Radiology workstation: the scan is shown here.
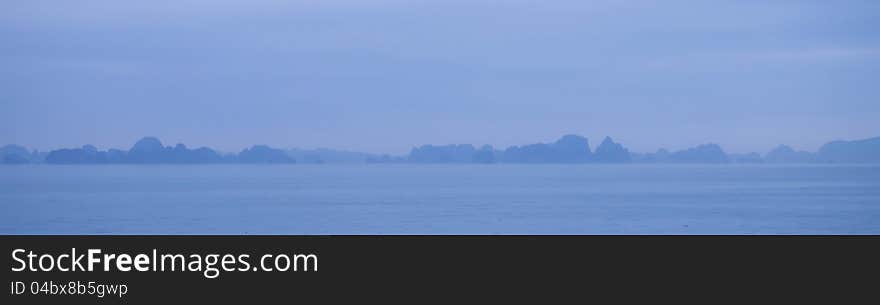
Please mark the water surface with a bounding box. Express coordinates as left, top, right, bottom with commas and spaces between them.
1, 164, 878, 234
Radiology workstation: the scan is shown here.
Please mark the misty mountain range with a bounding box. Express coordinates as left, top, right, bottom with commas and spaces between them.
2, 135, 879, 165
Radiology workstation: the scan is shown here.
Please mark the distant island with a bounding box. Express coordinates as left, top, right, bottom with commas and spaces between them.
0, 137, 402, 165
2, 135, 880, 165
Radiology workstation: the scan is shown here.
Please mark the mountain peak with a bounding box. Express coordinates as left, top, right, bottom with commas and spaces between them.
130, 137, 164, 152
593, 136, 630, 163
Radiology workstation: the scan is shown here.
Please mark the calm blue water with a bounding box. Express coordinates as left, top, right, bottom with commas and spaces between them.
1, 164, 878, 234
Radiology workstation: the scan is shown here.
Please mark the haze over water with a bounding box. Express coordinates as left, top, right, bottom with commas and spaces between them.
3, 1, 879, 235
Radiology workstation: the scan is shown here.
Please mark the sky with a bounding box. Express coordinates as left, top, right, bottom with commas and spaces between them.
1, 0, 878, 154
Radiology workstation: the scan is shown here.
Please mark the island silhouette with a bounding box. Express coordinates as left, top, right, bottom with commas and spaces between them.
2, 135, 879, 164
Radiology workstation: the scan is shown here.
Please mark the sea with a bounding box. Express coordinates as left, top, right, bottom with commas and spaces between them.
1, 164, 878, 234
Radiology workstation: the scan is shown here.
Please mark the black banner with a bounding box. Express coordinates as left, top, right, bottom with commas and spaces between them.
1, 236, 878, 303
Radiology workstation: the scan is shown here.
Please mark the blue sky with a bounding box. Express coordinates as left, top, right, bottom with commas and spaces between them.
2, 0, 878, 154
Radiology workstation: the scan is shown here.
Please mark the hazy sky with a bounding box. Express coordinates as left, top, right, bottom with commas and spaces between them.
2, 0, 878, 154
